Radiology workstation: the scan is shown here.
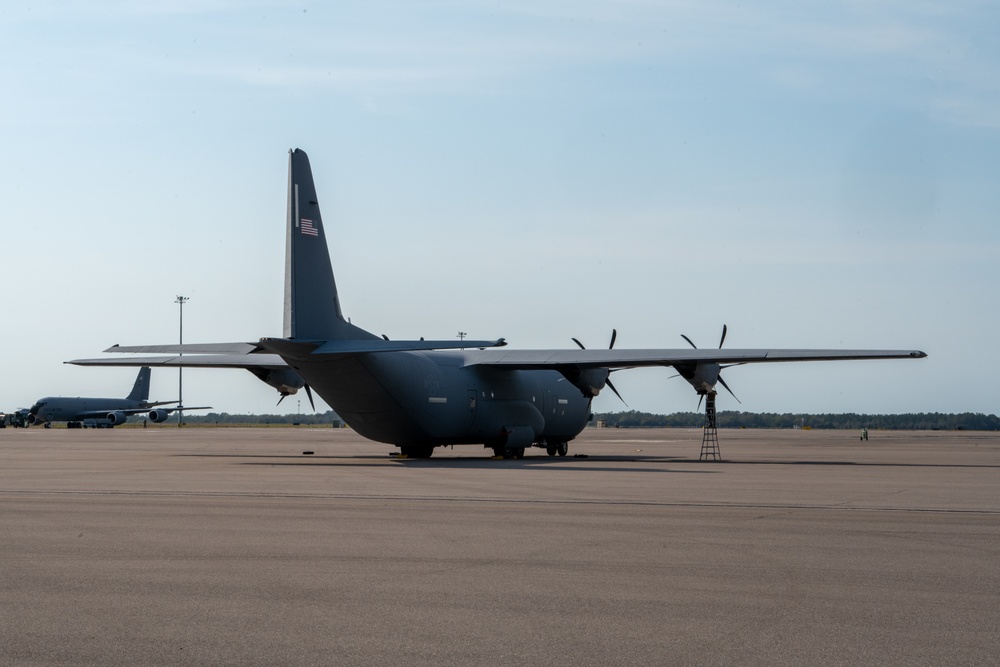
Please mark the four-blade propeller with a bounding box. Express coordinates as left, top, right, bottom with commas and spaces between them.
679, 324, 742, 409
572, 329, 627, 406
277, 383, 316, 411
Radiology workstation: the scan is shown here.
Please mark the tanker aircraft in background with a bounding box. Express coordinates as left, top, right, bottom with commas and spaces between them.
26, 367, 208, 428
69, 149, 926, 457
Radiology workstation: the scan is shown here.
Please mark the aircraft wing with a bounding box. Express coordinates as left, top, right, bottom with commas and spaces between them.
74, 405, 211, 418
460, 347, 927, 369
103, 338, 506, 356
73, 338, 509, 368
67, 353, 289, 369
103, 343, 260, 354
71, 344, 926, 371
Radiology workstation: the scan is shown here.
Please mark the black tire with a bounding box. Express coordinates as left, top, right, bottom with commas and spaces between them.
400, 445, 434, 458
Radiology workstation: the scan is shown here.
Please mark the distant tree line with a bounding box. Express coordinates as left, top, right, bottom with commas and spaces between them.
176, 409, 1000, 431
180, 410, 342, 426
593, 410, 1000, 431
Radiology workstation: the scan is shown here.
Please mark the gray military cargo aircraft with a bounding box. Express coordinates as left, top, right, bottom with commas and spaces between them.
69, 149, 926, 456
27, 367, 207, 428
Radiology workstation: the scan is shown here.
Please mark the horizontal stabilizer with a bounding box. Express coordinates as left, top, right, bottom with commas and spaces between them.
312, 338, 507, 355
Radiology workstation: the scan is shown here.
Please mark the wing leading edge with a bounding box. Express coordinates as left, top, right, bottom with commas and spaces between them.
459, 347, 927, 370
70, 345, 925, 371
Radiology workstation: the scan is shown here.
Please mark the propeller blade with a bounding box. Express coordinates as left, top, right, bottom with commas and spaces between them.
719, 324, 728, 349
305, 384, 316, 411
681, 334, 698, 349
573, 331, 624, 402
277, 393, 286, 406
718, 375, 741, 404
697, 394, 704, 411
606, 378, 628, 406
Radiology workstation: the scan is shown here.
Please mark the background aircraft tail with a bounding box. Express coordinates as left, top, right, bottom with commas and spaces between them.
126, 367, 152, 403
284, 148, 377, 342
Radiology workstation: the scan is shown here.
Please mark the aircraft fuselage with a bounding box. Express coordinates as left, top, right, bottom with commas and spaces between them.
29, 397, 143, 426
291, 350, 592, 449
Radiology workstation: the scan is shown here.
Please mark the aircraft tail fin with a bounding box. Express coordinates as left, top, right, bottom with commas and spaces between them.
126, 367, 152, 403
284, 148, 377, 342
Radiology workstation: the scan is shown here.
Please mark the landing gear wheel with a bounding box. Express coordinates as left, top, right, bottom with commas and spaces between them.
546, 446, 557, 457
492, 447, 525, 460
400, 445, 434, 458
557, 442, 568, 457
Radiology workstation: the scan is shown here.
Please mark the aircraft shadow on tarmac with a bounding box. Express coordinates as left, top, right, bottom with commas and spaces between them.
177, 453, 1000, 471
178, 452, 713, 472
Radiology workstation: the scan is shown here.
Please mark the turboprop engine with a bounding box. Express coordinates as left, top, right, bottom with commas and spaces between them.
148, 409, 172, 423
674, 325, 741, 409
674, 361, 722, 395
568, 330, 626, 404
246, 367, 315, 408
560, 367, 610, 398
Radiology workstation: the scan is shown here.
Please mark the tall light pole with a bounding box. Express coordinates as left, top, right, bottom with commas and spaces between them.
175, 295, 189, 427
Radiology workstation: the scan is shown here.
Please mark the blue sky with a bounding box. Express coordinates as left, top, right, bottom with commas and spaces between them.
2, 1, 998, 417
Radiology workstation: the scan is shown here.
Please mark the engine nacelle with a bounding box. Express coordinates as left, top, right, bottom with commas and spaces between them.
105, 411, 129, 426
246, 367, 305, 396
674, 362, 721, 395
148, 409, 172, 423
558, 367, 610, 398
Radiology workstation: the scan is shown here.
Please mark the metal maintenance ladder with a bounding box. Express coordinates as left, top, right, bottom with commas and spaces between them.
700, 392, 721, 461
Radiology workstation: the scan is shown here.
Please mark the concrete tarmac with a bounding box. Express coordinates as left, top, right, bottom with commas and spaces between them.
2, 426, 998, 666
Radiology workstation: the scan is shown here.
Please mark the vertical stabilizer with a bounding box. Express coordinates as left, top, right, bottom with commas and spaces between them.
127, 367, 152, 403
283, 149, 376, 341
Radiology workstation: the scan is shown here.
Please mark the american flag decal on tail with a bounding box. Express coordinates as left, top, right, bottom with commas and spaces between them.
300, 218, 319, 236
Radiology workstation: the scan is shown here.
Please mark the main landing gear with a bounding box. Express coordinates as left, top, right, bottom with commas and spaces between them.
545, 442, 569, 457
398, 444, 435, 458
492, 446, 525, 460
396, 441, 572, 460
491, 441, 569, 459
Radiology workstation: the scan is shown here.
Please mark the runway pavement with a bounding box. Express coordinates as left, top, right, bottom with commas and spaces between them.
2, 426, 998, 666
